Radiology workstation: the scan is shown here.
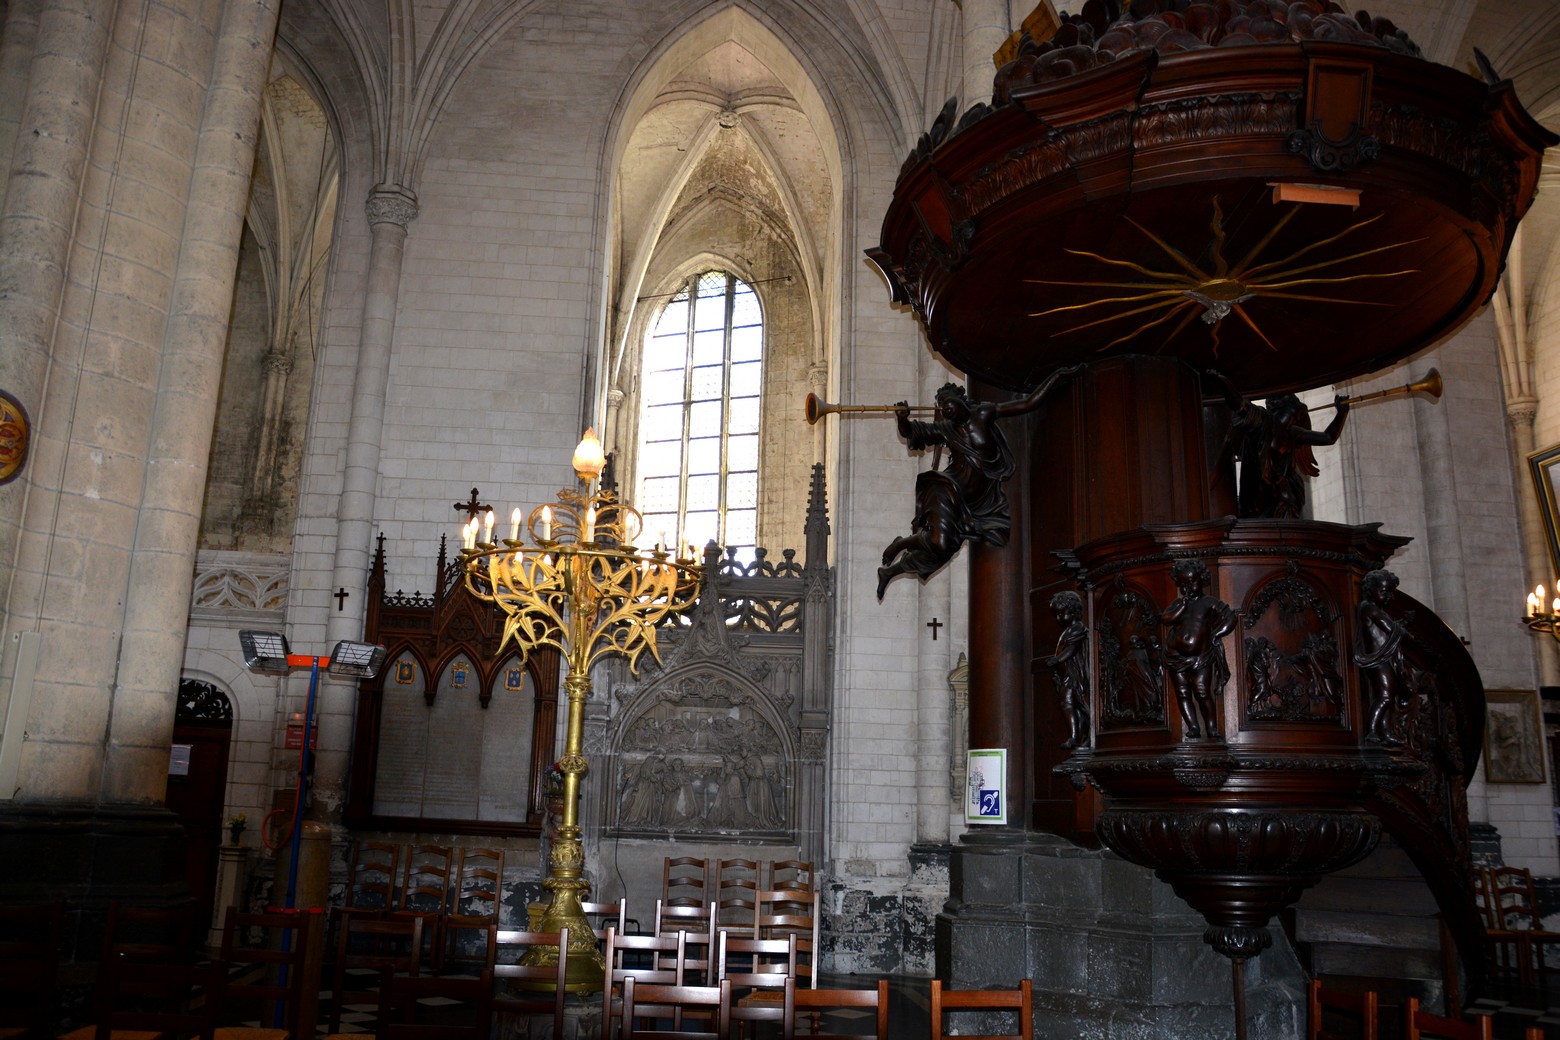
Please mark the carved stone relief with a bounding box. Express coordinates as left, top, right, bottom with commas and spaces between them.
611, 670, 791, 835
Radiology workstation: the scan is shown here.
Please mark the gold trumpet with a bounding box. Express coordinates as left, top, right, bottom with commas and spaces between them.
1307, 368, 1442, 410
805, 393, 937, 425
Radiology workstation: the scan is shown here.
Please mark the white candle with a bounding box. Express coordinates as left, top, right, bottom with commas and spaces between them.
541, 505, 552, 542
483, 509, 495, 543
1529, 593, 1539, 618
585, 505, 596, 542
510, 507, 521, 542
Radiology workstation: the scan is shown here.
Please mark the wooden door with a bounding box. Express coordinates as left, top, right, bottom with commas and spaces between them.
165, 680, 234, 935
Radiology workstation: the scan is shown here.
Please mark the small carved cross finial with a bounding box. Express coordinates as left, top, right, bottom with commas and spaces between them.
927, 617, 943, 641
453, 487, 491, 521
334, 587, 349, 611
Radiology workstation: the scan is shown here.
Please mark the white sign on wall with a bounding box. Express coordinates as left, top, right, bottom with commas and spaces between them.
965, 748, 1006, 825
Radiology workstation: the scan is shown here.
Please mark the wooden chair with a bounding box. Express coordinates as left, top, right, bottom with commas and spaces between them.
1472, 868, 1526, 985
0, 901, 63, 1040
345, 840, 402, 914
602, 926, 688, 1037
619, 976, 732, 1039
215, 906, 318, 1040
663, 856, 709, 909
719, 931, 797, 1038
930, 978, 1033, 1040
755, 889, 819, 989
1402, 998, 1492, 1040
582, 898, 627, 942
656, 898, 717, 985
715, 857, 761, 935
1485, 865, 1560, 985
326, 913, 423, 1034
452, 847, 504, 919
790, 979, 890, 1040
443, 914, 497, 976
393, 844, 454, 970
489, 926, 567, 1033
1306, 979, 1378, 1040
62, 951, 226, 1040
375, 965, 493, 1040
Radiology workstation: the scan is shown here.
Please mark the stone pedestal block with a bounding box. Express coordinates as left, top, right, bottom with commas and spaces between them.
0, 802, 190, 962
939, 832, 1305, 1040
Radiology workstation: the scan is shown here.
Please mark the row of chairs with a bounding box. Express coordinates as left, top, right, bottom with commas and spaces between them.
662, 855, 814, 932
1472, 863, 1559, 987
1308, 979, 1545, 1040
341, 841, 504, 969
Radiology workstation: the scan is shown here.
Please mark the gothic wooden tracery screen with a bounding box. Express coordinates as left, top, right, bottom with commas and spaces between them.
346, 534, 560, 835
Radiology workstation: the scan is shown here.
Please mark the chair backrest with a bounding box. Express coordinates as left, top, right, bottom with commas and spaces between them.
490, 925, 567, 1027
619, 976, 732, 1039
715, 858, 760, 934
1486, 866, 1543, 930
0, 901, 63, 1037
656, 898, 717, 985
767, 859, 814, 895
1306, 979, 1379, 1040
1402, 998, 1493, 1040
347, 840, 402, 910
220, 906, 318, 1038
791, 979, 890, 1040
755, 889, 820, 988
718, 930, 798, 986
582, 899, 627, 942
92, 951, 225, 1040
328, 913, 423, 1033
399, 844, 454, 913
663, 856, 709, 908
603, 926, 688, 1037
1471, 868, 1500, 932
930, 978, 1034, 1040
454, 846, 505, 918
376, 965, 494, 1040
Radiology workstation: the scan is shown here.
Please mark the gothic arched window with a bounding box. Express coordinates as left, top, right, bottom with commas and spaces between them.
636, 270, 762, 556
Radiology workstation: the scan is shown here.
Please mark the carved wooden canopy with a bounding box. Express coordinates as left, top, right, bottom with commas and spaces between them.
869, 2, 1556, 396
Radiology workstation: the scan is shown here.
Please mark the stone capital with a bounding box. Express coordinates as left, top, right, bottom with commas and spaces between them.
1507, 394, 1539, 428
365, 186, 419, 227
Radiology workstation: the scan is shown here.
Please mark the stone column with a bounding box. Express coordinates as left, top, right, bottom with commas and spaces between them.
0, 0, 114, 623
109, 0, 282, 803
0, 0, 42, 202
960, 0, 1009, 108
314, 185, 418, 817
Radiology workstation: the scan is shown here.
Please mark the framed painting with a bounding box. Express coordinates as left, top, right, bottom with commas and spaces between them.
1484, 689, 1547, 784
1527, 444, 1560, 580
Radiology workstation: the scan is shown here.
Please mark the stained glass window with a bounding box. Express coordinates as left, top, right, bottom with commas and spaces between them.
638, 271, 762, 559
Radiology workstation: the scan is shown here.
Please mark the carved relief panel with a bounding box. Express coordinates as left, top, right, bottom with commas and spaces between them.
1241, 561, 1347, 726
1094, 574, 1167, 729
611, 668, 792, 836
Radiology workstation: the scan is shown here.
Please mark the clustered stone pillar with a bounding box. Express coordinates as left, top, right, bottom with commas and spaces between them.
958, 0, 1009, 109
313, 185, 419, 818
0, 0, 280, 938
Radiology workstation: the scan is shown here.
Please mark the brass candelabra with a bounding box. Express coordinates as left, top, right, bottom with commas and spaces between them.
458, 430, 702, 989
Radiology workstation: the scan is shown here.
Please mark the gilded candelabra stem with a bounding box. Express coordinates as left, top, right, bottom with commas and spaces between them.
457, 436, 701, 990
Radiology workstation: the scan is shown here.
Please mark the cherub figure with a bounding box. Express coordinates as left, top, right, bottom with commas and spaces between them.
1209, 370, 1349, 518
1162, 559, 1238, 738
877, 365, 1082, 599
1353, 568, 1415, 745
1045, 591, 1091, 750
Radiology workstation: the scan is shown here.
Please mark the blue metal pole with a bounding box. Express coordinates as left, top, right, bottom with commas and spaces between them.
274, 656, 319, 1028
283, 656, 320, 909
